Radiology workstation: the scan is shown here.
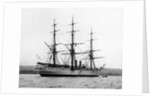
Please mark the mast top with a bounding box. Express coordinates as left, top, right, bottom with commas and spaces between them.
90, 27, 95, 35
52, 18, 56, 26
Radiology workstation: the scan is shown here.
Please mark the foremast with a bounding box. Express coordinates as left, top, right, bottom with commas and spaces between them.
52, 19, 57, 66
45, 19, 60, 66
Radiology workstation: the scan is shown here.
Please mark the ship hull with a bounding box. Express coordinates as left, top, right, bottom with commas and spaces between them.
38, 67, 99, 77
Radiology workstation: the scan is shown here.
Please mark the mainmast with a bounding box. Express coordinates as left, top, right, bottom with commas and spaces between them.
70, 17, 76, 69
64, 16, 83, 70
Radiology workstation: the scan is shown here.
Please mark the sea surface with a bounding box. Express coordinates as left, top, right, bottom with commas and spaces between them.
19, 74, 122, 89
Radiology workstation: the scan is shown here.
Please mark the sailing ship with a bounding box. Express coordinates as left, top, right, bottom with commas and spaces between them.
37, 17, 105, 77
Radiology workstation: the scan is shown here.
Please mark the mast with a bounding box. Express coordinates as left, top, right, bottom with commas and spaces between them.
89, 28, 95, 69
70, 17, 75, 69
53, 19, 57, 65
63, 16, 84, 70
47, 18, 60, 66
88, 28, 102, 70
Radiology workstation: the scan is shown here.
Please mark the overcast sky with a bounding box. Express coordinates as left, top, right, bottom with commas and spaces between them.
20, 8, 123, 69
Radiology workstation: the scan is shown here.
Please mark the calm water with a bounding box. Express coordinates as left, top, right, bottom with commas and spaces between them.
19, 74, 122, 89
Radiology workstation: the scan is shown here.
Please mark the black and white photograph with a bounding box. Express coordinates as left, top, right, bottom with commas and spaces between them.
19, 7, 123, 89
